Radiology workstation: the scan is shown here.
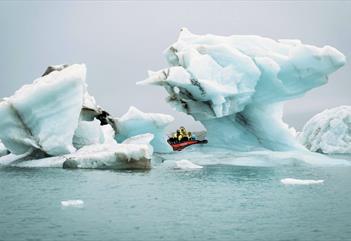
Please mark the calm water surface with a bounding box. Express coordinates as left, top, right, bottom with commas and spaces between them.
1, 162, 351, 241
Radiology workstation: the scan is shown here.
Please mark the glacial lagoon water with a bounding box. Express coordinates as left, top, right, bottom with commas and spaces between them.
1, 158, 351, 241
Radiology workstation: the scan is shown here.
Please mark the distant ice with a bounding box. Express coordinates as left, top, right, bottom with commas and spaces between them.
299, 106, 351, 154
175, 159, 203, 170
61, 200, 84, 207
281, 178, 324, 185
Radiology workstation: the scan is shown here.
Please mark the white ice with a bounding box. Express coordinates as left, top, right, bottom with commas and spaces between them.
62, 134, 153, 170
73, 120, 105, 149
0, 64, 86, 156
0, 64, 159, 170
175, 159, 203, 169
139, 28, 345, 152
280, 178, 324, 185
61, 200, 84, 207
12, 134, 153, 169
159, 146, 350, 167
0, 140, 9, 157
115, 106, 174, 153
0, 28, 348, 169
299, 106, 351, 154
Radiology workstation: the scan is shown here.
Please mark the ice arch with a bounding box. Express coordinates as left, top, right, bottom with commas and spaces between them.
138, 28, 346, 151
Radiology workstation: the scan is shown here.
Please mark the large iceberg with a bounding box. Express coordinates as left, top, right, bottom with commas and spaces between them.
62, 134, 153, 170
0, 64, 86, 156
299, 106, 351, 154
0, 64, 158, 169
115, 106, 174, 153
139, 28, 346, 151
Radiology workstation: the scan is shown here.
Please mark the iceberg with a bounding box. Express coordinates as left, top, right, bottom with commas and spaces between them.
0, 64, 157, 170
115, 106, 174, 153
62, 133, 153, 170
139, 28, 346, 152
0, 63, 121, 158
0, 29, 348, 169
299, 106, 351, 154
0, 64, 86, 156
280, 178, 324, 185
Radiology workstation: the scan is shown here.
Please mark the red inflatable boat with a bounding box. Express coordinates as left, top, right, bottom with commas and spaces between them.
168, 139, 208, 151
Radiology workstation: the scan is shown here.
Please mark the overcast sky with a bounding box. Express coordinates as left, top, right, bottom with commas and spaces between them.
0, 1, 350, 131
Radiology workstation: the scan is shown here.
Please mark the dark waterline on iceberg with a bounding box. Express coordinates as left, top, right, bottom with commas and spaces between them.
1, 163, 351, 241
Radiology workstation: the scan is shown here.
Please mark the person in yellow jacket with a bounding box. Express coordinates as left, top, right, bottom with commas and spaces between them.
177, 126, 189, 141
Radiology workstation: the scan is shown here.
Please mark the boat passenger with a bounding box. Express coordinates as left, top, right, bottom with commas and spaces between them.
178, 127, 187, 141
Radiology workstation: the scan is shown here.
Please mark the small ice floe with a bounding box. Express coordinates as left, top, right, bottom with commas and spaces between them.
281, 178, 324, 185
175, 160, 203, 170
61, 200, 84, 207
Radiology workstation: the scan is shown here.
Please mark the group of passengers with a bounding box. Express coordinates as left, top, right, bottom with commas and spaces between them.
168, 126, 196, 143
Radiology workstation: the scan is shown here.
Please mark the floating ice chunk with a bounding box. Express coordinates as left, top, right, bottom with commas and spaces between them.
281, 178, 324, 185
175, 159, 203, 169
62, 134, 154, 170
0, 64, 119, 159
299, 106, 351, 154
139, 28, 345, 152
0, 64, 86, 156
61, 200, 84, 207
159, 146, 350, 167
115, 106, 174, 153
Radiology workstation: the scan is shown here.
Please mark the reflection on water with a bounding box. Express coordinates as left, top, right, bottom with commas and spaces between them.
1, 162, 351, 241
